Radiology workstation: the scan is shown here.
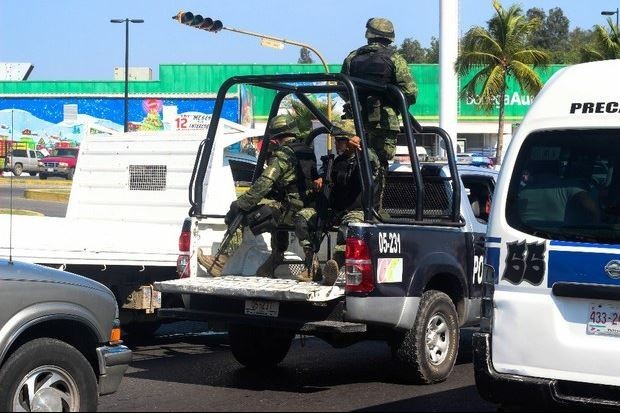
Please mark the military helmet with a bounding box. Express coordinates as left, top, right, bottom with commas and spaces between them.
365, 17, 395, 42
268, 114, 299, 139
332, 120, 356, 139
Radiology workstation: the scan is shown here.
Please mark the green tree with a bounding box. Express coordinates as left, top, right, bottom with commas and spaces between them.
455, 0, 549, 165
298, 47, 314, 64
427, 37, 440, 63
581, 18, 620, 62
398, 38, 427, 63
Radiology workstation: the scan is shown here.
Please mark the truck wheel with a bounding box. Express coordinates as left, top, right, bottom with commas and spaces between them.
228, 324, 294, 369
12, 163, 23, 177
67, 168, 75, 180
39, 173, 48, 180
0, 338, 98, 412
390, 290, 459, 384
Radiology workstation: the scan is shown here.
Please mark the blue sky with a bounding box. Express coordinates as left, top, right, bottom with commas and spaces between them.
1, 0, 618, 80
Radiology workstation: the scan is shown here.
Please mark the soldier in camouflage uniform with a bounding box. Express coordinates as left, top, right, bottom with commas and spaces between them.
341, 17, 418, 210
221, 114, 317, 278
295, 120, 380, 284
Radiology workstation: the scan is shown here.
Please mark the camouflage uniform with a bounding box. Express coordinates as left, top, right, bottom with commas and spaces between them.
202, 114, 312, 277
341, 17, 418, 209
295, 120, 380, 280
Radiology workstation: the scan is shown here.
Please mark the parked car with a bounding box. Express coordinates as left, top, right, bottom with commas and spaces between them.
39, 147, 79, 180
0, 259, 132, 411
457, 152, 493, 168
5, 148, 42, 177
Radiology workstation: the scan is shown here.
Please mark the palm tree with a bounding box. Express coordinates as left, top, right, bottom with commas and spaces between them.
581, 18, 620, 62
455, 0, 549, 165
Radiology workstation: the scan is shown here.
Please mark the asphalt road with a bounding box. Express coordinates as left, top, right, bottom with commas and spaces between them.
0, 182, 68, 217
99, 324, 496, 412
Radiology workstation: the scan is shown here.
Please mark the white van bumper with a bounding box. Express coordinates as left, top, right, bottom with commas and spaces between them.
474, 332, 620, 410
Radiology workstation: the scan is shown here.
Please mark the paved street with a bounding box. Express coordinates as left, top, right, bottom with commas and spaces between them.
0, 181, 68, 217
100, 324, 495, 412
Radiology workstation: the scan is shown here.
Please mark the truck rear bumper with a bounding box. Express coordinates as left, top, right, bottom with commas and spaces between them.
96, 344, 132, 396
474, 332, 620, 410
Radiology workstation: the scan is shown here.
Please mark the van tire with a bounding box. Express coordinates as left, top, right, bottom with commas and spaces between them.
39, 173, 48, 180
390, 290, 459, 384
228, 325, 293, 369
0, 338, 98, 412
12, 164, 23, 177
67, 168, 75, 180
29, 172, 37, 177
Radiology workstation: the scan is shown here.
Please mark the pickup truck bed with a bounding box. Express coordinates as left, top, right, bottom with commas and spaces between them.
156, 276, 344, 302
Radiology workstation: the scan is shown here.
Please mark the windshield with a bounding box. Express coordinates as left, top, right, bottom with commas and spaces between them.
52, 149, 77, 157
506, 129, 620, 244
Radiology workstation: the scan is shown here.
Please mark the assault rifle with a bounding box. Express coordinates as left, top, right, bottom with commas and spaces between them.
313, 153, 336, 257
209, 213, 244, 273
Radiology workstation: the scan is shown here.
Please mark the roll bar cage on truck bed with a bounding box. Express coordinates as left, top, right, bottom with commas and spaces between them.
188, 73, 461, 224
157, 73, 481, 385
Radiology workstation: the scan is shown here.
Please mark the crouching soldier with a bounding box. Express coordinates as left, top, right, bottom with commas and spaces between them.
201, 114, 318, 277
295, 120, 380, 284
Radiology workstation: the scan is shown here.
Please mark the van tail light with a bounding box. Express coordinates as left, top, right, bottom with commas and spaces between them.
177, 219, 192, 279
345, 237, 374, 294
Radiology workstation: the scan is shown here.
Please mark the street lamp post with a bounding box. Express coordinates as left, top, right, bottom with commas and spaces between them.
601, 8, 619, 28
110, 18, 144, 133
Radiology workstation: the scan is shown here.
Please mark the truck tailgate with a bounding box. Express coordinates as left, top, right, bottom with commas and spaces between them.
155, 276, 344, 302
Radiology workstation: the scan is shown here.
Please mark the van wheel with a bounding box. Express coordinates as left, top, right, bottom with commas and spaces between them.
39, 173, 48, 180
228, 325, 293, 369
67, 169, 75, 180
29, 172, 37, 177
12, 164, 23, 177
390, 290, 459, 384
0, 338, 98, 412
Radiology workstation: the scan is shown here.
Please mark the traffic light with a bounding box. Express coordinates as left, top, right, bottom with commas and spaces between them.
172, 11, 223, 33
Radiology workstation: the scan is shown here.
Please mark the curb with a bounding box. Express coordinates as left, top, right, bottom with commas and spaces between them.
0, 177, 72, 187
24, 189, 71, 203
0, 209, 44, 216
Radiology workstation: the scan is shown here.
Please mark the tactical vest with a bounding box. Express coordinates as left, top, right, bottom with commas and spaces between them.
348, 47, 396, 124
348, 47, 395, 87
269, 141, 317, 209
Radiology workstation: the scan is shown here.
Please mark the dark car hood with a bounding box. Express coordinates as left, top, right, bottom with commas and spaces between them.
0, 259, 112, 296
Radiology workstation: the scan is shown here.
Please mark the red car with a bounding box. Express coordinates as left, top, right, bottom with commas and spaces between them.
39, 147, 79, 180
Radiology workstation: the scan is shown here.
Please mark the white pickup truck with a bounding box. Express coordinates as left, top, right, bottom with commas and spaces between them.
0, 120, 258, 332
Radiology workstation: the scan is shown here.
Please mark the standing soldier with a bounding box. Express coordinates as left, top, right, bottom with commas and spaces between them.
295, 120, 380, 284
341, 17, 418, 209
200, 114, 317, 278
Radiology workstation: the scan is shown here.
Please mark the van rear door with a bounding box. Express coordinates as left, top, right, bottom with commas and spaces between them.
488, 128, 620, 387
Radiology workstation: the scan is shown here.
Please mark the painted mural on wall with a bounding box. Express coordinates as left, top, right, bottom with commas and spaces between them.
0, 97, 239, 150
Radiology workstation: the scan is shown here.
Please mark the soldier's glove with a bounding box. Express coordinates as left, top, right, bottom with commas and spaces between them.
225, 200, 243, 226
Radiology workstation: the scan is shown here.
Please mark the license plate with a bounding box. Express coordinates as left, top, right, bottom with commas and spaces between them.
244, 300, 279, 317
587, 302, 620, 337
47, 168, 54, 172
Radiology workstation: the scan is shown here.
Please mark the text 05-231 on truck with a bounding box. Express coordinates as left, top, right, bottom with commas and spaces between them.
156, 73, 496, 384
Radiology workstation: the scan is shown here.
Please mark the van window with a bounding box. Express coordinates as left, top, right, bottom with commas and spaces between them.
506, 129, 620, 243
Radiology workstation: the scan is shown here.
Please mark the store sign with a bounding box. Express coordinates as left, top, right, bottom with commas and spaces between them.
174, 113, 212, 130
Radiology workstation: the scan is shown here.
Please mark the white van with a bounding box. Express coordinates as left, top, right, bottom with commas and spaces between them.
475, 60, 620, 410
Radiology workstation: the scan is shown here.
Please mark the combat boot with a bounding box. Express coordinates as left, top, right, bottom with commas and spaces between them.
322, 259, 340, 286
197, 249, 229, 277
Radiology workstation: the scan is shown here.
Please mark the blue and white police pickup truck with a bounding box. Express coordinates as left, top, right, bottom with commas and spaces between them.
475, 60, 620, 410
156, 73, 496, 384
